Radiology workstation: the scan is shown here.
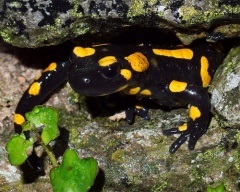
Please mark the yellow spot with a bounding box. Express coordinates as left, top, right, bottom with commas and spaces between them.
140, 89, 152, 96
135, 105, 143, 109
28, 82, 41, 96
43, 62, 57, 72
73, 47, 95, 57
124, 87, 141, 95
200, 56, 211, 87
152, 48, 193, 60
14, 114, 25, 125
120, 69, 132, 80
98, 56, 117, 67
124, 52, 149, 72
169, 80, 187, 92
189, 106, 201, 121
178, 123, 187, 131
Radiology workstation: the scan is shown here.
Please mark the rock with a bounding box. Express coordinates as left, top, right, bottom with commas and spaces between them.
0, 0, 240, 47
210, 46, 240, 128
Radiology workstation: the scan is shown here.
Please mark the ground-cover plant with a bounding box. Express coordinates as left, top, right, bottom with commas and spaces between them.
6, 106, 98, 192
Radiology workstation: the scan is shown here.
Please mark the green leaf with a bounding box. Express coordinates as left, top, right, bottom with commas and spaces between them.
50, 149, 98, 192
207, 183, 226, 192
5, 134, 33, 165
21, 121, 31, 132
25, 106, 59, 145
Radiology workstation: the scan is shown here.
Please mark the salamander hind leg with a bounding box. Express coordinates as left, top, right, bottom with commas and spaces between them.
162, 85, 211, 154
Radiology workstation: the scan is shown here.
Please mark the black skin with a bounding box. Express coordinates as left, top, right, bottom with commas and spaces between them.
15, 43, 225, 171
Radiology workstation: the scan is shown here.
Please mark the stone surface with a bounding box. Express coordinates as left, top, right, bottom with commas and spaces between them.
210, 46, 240, 128
0, 0, 240, 47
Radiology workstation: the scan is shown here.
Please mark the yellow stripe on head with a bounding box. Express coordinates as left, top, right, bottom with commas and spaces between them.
200, 56, 211, 87
120, 69, 132, 80
152, 48, 193, 60
98, 56, 117, 67
124, 52, 149, 72
73, 47, 95, 57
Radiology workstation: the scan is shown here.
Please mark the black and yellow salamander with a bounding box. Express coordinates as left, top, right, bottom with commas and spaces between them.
14, 42, 225, 169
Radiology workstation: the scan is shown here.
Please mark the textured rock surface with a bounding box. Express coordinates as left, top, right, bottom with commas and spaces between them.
210, 46, 240, 128
0, 0, 240, 47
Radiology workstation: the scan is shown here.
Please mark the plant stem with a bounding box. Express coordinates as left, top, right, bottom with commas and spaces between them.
31, 126, 59, 168
41, 142, 59, 167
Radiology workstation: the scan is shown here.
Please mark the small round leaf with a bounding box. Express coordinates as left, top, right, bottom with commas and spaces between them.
50, 149, 98, 192
6, 135, 33, 165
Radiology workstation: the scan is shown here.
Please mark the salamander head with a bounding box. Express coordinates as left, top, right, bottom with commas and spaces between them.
68, 47, 132, 96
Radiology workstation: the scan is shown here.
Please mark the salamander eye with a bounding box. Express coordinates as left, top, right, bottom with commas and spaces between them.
100, 64, 120, 79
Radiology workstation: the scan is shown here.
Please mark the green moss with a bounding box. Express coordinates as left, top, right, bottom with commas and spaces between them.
111, 149, 125, 162
190, 167, 204, 181
233, 147, 240, 173
106, 138, 120, 148
58, 108, 87, 127
199, 150, 217, 162
0, 29, 24, 45
54, 18, 62, 27
148, 0, 158, 6
0, 184, 11, 191
179, 6, 221, 26
235, 132, 240, 144
221, 47, 240, 74
159, 0, 173, 6
179, 6, 199, 22
151, 181, 168, 192
0, 30, 12, 43
7, 1, 22, 8
127, 0, 146, 17
179, 3, 240, 27
69, 1, 84, 18
221, 4, 240, 15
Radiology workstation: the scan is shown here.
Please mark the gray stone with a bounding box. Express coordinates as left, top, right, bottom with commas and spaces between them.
0, 0, 240, 47
210, 46, 240, 128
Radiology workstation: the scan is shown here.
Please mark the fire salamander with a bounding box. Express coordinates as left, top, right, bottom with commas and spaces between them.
14, 43, 225, 170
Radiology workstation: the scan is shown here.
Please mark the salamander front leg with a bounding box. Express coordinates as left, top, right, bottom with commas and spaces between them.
125, 105, 150, 124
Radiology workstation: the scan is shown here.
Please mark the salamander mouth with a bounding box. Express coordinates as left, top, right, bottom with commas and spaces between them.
68, 72, 129, 96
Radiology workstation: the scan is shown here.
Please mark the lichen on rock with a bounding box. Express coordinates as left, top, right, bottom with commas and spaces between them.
0, 0, 240, 47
